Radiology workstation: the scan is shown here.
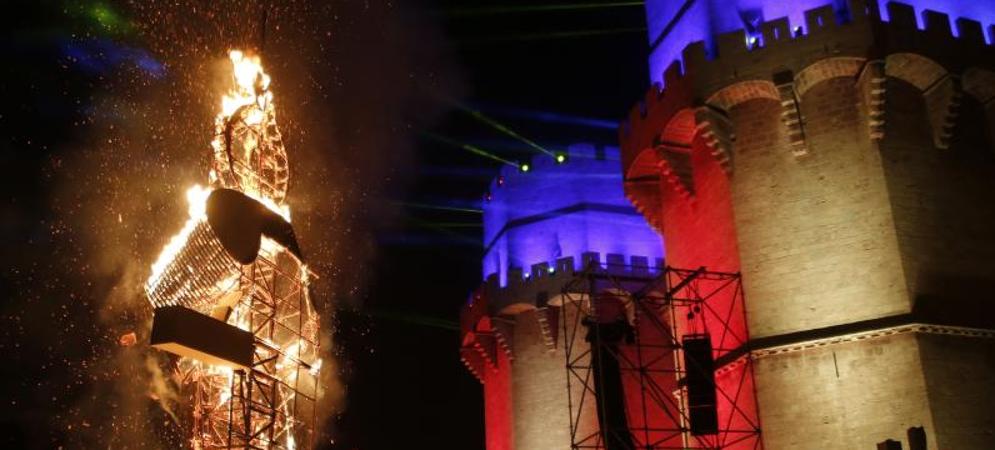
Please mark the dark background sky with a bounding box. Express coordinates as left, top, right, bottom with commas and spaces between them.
333, 2, 648, 448
0, 1, 648, 449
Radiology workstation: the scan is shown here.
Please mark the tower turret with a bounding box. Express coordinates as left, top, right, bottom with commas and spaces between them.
624, 1, 995, 449
483, 143, 664, 287
462, 143, 664, 450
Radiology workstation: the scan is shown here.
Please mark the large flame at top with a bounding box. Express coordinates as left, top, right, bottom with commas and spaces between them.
148, 51, 291, 287
223, 50, 272, 118
144, 50, 321, 449
209, 50, 290, 215
148, 52, 286, 290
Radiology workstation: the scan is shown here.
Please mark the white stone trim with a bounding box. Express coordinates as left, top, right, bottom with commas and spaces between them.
751, 323, 995, 359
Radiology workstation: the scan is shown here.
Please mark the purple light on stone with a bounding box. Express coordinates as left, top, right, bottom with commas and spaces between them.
482, 143, 664, 286
644, 0, 841, 85
644, 0, 995, 85
877, 0, 995, 39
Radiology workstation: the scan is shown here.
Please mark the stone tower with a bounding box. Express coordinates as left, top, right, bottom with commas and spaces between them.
460, 143, 664, 450
621, 1, 995, 449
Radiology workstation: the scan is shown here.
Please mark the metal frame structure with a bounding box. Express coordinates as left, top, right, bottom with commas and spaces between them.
560, 264, 762, 450
211, 53, 290, 206
179, 244, 320, 450
147, 51, 319, 450
147, 218, 319, 450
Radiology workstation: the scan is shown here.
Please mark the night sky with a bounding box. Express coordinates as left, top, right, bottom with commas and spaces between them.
0, 1, 647, 449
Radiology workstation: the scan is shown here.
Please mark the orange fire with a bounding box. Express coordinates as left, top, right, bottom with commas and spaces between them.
209, 50, 290, 217
147, 185, 211, 292
147, 50, 291, 293
145, 50, 320, 450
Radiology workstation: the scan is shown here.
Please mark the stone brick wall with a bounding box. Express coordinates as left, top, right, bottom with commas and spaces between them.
509, 306, 595, 450
754, 332, 936, 450
616, 2, 995, 447
730, 78, 909, 338
659, 133, 741, 275
878, 80, 995, 329
917, 334, 995, 449
484, 349, 514, 450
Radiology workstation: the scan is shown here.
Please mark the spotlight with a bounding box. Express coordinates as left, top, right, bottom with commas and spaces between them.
485, 192, 492, 202
555, 153, 567, 164
519, 163, 530, 173
497, 175, 505, 186
547, 266, 556, 274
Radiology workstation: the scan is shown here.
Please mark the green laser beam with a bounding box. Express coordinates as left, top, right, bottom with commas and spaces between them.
461, 27, 647, 44
408, 218, 483, 248
421, 131, 519, 166
366, 308, 460, 331
398, 202, 483, 214
457, 105, 557, 157
440, 1, 644, 17
428, 222, 483, 228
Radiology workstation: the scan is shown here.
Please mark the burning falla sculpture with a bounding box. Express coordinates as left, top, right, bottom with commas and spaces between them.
145, 51, 320, 450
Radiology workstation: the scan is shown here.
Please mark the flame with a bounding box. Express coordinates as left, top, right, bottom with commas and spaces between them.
209, 50, 290, 213
309, 358, 323, 377
146, 50, 320, 449
223, 50, 272, 118
255, 194, 291, 222
147, 185, 212, 286
147, 51, 289, 291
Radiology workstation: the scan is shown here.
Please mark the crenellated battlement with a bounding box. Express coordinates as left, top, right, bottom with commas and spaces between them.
483, 252, 664, 317
622, 0, 995, 147
460, 251, 664, 374
461, 0, 995, 444
648, 0, 995, 92
482, 141, 664, 286
620, 0, 995, 226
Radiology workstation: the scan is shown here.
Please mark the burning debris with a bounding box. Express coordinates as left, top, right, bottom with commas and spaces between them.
119, 332, 138, 347
145, 50, 321, 450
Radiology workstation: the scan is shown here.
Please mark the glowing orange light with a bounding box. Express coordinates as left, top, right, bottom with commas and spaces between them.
145, 50, 320, 450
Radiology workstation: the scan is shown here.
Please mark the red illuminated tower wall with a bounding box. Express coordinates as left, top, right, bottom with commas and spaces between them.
622, 1, 995, 449
460, 144, 665, 450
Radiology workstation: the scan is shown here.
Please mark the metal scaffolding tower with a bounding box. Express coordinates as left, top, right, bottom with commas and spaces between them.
560, 263, 762, 450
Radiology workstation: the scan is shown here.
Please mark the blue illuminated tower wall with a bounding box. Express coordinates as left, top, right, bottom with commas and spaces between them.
482, 143, 663, 286
646, 0, 995, 85
460, 143, 665, 450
